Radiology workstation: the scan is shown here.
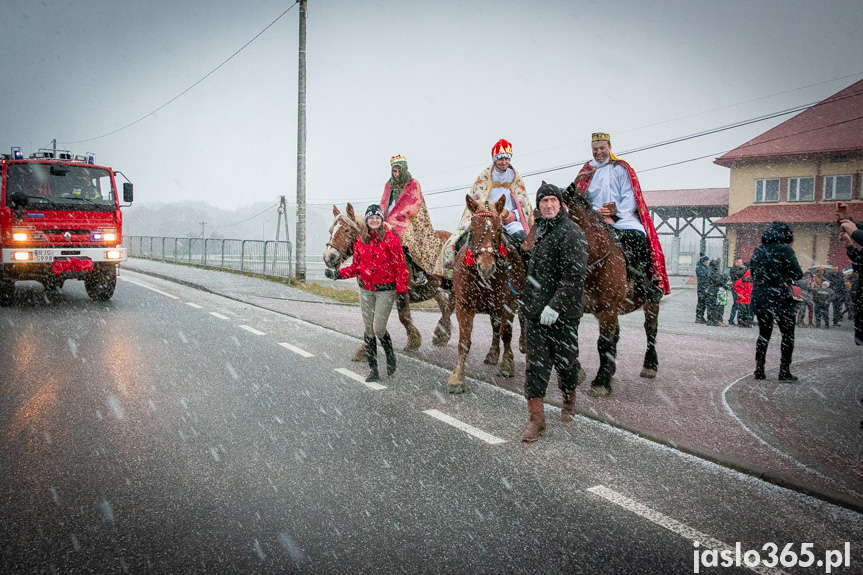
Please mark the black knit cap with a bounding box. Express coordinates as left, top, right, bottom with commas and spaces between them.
365, 204, 384, 220
535, 181, 563, 206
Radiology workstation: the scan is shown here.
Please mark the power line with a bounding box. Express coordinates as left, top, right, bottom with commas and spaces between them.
311, 89, 863, 208
424, 112, 863, 211
211, 202, 279, 229
61, 1, 300, 145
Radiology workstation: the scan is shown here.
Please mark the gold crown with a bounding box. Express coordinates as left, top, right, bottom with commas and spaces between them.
591, 132, 611, 143
390, 154, 407, 165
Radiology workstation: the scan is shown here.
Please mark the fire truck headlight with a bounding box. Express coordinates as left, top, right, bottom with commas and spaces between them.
105, 250, 122, 260
13, 232, 28, 241
103, 233, 117, 242
13, 251, 31, 261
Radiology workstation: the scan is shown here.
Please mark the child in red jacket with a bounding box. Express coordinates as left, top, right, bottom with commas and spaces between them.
733, 268, 753, 328
326, 204, 409, 381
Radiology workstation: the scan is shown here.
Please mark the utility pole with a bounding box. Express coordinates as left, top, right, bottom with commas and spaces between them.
295, 0, 308, 282
200, 221, 206, 239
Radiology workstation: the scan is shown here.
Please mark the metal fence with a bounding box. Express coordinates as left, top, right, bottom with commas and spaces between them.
125, 236, 293, 279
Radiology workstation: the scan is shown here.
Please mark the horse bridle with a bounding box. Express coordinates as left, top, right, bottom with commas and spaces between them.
326, 216, 362, 261
466, 211, 506, 263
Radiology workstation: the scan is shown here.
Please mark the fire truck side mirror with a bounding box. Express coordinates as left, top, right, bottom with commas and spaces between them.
123, 182, 134, 203
8, 192, 29, 210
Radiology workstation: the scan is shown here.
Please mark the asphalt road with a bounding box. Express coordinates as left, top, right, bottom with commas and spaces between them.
1, 274, 861, 574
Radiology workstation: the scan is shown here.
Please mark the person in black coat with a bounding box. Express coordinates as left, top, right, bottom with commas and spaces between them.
839, 214, 863, 345
750, 221, 804, 381
695, 255, 710, 323
520, 182, 588, 442
705, 259, 729, 327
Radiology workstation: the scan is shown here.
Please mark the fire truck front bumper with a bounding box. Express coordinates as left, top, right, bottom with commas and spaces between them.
1, 247, 127, 267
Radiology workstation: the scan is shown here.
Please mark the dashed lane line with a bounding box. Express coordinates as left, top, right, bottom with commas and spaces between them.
209, 312, 230, 320
586, 485, 788, 575
122, 278, 180, 299
185, 302, 203, 309
422, 409, 506, 445
279, 342, 315, 358
239, 325, 266, 335
334, 368, 387, 390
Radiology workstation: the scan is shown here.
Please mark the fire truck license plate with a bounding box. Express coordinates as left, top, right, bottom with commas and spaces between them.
33, 250, 53, 262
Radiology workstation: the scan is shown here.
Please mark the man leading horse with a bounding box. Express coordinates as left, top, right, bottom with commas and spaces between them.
566, 132, 670, 301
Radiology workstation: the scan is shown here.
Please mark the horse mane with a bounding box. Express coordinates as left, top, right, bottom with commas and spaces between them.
565, 189, 610, 230
339, 210, 369, 244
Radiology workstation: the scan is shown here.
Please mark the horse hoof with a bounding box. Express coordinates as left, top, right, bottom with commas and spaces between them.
498, 368, 514, 378
640, 368, 657, 379
587, 385, 611, 398
483, 353, 499, 365
432, 333, 450, 347
352, 346, 365, 362
447, 383, 466, 394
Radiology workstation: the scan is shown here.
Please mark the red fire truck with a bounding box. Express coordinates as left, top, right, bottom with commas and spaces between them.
0, 146, 133, 305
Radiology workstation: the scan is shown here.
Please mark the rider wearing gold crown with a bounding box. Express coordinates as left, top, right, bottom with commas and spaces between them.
380, 154, 443, 289
565, 132, 670, 298
435, 139, 534, 279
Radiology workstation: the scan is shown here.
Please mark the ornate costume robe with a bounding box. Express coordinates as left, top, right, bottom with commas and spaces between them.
380, 178, 442, 276
574, 159, 670, 295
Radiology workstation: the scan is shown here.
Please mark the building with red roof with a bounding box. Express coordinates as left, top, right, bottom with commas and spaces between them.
714, 78, 863, 268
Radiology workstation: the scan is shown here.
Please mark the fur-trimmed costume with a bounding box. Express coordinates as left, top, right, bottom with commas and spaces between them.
435, 164, 533, 279
572, 158, 670, 295
380, 176, 442, 278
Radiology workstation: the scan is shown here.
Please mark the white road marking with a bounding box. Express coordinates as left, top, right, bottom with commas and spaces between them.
334, 368, 387, 390
123, 279, 180, 299
239, 325, 266, 335
279, 342, 314, 358
185, 302, 203, 309
209, 312, 230, 320
586, 485, 788, 575
422, 409, 506, 445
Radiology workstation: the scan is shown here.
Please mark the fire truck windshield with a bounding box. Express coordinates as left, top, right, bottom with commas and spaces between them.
5, 163, 116, 212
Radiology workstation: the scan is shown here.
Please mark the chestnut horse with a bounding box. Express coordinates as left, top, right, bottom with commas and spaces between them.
324, 203, 454, 358
552, 189, 661, 396
448, 195, 526, 393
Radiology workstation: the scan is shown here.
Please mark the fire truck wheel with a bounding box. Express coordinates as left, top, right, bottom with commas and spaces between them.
85, 264, 117, 301
0, 280, 14, 307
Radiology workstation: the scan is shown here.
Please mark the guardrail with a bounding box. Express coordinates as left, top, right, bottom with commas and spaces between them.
125, 236, 294, 279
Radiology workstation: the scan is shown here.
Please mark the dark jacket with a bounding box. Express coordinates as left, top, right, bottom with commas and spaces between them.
338, 225, 409, 293
729, 264, 747, 283
695, 256, 710, 293
522, 209, 587, 320
845, 218, 863, 272
750, 221, 803, 315
706, 260, 727, 300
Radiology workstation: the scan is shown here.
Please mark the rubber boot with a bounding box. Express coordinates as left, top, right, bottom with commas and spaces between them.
778, 333, 796, 381
364, 335, 379, 382
521, 398, 546, 442
380, 332, 396, 376
560, 390, 576, 422
754, 336, 767, 380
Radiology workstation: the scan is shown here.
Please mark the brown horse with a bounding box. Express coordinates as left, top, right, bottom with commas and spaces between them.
554, 189, 661, 396
324, 203, 454, 358
448, 195, 526, 393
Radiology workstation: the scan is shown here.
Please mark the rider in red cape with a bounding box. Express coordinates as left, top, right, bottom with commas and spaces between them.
569, 132, 670, 296
380, 155, 442, 287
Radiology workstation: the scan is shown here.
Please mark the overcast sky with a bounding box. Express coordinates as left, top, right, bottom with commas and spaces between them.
2, 0, 862, 236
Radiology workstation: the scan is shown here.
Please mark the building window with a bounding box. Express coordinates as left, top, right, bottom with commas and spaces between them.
755, 179, 779, 203
788, 177, 815, 202
823, 175, 852, 200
